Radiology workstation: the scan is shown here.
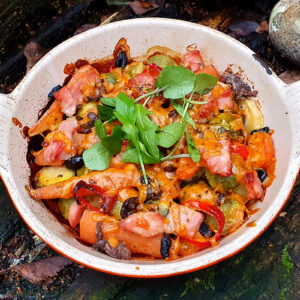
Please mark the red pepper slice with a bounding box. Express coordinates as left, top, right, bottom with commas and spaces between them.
231, 143, 249, 161
145, 63, 162, 78
73, 180, 116, 214
183, 200, 225, 248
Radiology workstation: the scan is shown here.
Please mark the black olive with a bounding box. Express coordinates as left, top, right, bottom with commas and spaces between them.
250, 126, 269, 135
257, 169, 267, 182
28, 134, 44, 151
79, 122, 94, 133
173, 198, 180, 204
160, 235, 172, 259
115, 51, 128, 69
65, 155, 84, 170
161, 99, 170, 108
163, 165, 177, 173
146, 186, 161, 201
140, 175, 151, 185
217, 193, 226, 206
87, 112, 98, 122
120, 197, 139, 219
168, 110, 178, 120
199, 222, 214, 238
48, 85, 62, 100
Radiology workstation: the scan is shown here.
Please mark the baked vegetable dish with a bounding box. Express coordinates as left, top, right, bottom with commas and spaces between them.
27, 38, 276, 260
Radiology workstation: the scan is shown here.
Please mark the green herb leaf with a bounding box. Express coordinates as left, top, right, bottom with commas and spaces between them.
97, 105, 116, 121
94, 119, 106, 140
100, 97, 116, 107
135, 104, 158, 130
114, 92, 136, 125
171, 100, 196, 129
157, 123, 185, 148
186, 131, 200, 162
102, 125, 124, 155
83, 142, 112, 171
155, 66, 195, 99
194, 73, 218, 95
135, 104, 160, 159
122, 145, 160, 164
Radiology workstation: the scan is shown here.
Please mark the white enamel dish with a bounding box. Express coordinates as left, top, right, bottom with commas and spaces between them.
0, 18, 299, 277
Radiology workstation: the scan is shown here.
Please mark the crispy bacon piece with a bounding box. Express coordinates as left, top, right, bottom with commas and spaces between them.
54, 65, 100, 116
203, 138, 232, 177
35, 118, 79, 165
120, 212, 164, 237
184, 50, 204, 72
244, 171, 264, 200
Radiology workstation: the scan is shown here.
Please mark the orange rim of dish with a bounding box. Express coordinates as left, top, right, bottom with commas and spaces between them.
1, 172, 299, 278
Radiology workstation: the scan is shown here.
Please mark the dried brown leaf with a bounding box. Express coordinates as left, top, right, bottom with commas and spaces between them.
129, 1, 160, 16
24, 41, 46, 73
279, 69, 300, 84
13, 256, 72, 284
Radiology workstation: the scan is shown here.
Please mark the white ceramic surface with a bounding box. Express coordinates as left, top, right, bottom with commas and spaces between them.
0, 18, 299, 277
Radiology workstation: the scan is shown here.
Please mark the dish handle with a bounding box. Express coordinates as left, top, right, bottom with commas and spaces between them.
0, 93, 15, 176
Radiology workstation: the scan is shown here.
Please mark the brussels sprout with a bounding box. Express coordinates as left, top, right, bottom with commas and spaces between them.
233, 185, 247, 198
126, 62, 145, 78
221, 198, 244, 235
205, 169, 237, 193
35, 166, 74, 187
104, 73, 118, 84
239, 99, 264, 133
147, 55, 176, 68
205, 197, 245, 236
158, 201, 170, 217
76, 166, 90, 177
58, 198, 74, 220
110, 200, 123, 220
77, 102, 97, 117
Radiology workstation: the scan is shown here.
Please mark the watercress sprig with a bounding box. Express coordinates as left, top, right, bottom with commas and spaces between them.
82, 66, 218, 181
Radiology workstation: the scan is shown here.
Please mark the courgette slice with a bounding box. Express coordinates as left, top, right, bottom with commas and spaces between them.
239, 99, 264, 133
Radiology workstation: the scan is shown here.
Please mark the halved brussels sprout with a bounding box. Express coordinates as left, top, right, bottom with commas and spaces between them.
147, 55, 176, 68
205, 169, 237, 193
77, 102, 97, 117
126, 62, 145, 78
110, 200, 123, 220
104, 73, 118, 84
205, 197, 245, 236
58, 198, 74, 220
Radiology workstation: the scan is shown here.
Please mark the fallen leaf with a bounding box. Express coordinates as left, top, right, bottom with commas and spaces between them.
229, 21, 259, 36
256, 20, 269, 33
13, 256, 72, 284
129, 0, 162, 16
73, 24, 97, 36
279, 69, 300, 84
23, 42, 46, 73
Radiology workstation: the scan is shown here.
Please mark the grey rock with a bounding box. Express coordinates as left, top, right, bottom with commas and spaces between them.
269, 0, 300, 65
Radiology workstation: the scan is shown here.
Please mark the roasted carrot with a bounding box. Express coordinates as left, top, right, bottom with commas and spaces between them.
28, 101, 63, 137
